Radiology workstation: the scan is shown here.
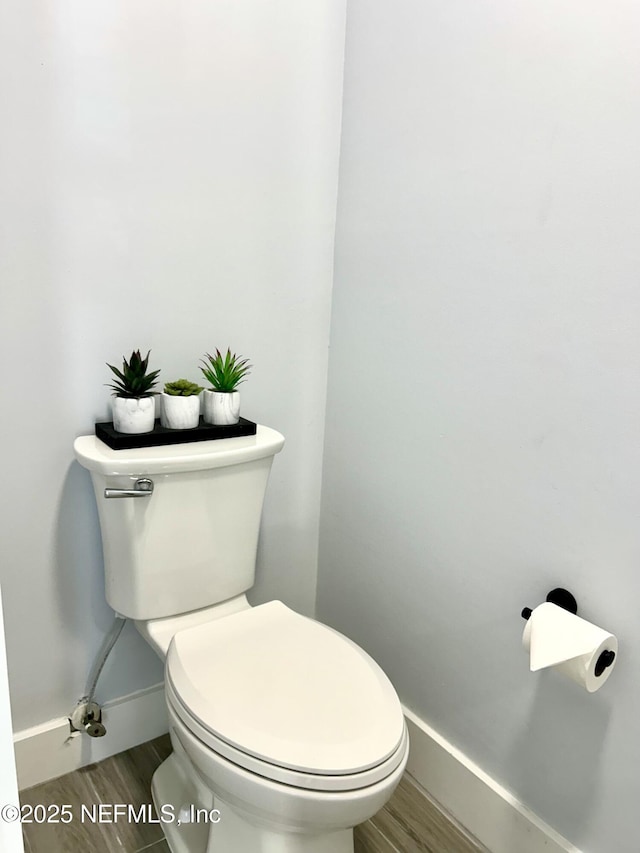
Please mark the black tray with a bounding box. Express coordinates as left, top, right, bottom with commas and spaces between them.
95, 417, 257, 450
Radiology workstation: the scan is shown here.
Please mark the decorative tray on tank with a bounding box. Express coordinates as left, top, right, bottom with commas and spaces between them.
95, 417, 257, 450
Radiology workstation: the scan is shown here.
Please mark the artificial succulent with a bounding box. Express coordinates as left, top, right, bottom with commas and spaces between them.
200, 348, 252, 392
163, 379, 204, 397
106, 349, 160, 398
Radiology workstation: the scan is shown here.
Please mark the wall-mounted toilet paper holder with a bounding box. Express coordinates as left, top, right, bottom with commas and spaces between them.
521, 587, 616, 679
521, 587, 577, 621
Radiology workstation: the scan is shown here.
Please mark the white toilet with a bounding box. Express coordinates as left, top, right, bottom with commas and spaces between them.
74, 425, 408, 853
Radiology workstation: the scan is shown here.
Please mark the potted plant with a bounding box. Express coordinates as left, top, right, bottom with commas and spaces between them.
200, 348, 252, 425
161, 379, 204, 430
106, 349, 160, 434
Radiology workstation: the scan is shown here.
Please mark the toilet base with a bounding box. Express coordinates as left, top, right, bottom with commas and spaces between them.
152, 753, 209, 853
152, 752, 354, 853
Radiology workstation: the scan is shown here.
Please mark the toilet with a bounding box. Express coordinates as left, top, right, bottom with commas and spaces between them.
74, 425, 409, 853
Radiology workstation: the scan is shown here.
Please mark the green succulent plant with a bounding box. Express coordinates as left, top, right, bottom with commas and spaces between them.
106, 349, 160, 399
163, 379, 204, 397
200, 348, 252, 393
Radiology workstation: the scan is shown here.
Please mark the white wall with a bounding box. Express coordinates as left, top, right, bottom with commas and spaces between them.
0, 0, 345, 731
318, 2, 640, 852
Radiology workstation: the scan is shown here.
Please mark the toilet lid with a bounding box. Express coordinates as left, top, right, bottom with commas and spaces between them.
166, 601, 405, 776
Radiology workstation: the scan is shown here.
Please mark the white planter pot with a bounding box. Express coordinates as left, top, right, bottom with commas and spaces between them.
161, 393, 201, 430
112, 396, 156, 434
203, 389, 240, 426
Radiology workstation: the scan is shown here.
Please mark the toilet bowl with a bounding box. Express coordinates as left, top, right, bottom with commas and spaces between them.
162, 710, 408, 853
147, 600, 409, 852
74, 426, 409, 852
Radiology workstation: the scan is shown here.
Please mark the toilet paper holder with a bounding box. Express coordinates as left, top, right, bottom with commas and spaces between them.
521, 587, 577, 621
521, 587, 616, 678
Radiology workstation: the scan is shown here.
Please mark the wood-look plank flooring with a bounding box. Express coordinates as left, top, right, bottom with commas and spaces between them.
20, 735, 487, 853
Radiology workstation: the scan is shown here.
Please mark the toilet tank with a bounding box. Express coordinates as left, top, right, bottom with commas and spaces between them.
73, 426, 285, 620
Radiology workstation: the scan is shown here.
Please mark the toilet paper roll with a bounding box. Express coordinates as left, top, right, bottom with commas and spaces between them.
522, 602, 617, 693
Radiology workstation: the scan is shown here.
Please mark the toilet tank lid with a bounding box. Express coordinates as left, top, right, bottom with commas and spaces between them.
73, 425, 284, 475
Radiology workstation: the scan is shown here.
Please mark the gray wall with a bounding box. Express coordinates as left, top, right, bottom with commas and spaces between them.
317, 2, 640, 852
0, 0, 345, 731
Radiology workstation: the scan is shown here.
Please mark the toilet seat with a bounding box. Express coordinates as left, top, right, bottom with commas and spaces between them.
167, 680, 409, 792
165, 601, 407, 792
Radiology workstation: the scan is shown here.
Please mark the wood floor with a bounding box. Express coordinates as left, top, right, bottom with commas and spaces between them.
20, 735, 487, 853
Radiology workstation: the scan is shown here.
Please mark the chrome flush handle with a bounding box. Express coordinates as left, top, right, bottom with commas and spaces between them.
104, 478, 154, 499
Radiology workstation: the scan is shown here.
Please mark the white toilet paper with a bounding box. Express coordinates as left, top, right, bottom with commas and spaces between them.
522, 602, 617, 693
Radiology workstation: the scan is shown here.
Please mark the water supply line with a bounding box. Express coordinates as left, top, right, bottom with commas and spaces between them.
85, 614, 127, 707
69, 614, 127, 738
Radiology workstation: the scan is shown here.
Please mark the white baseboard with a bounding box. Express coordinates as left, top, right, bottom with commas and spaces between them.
13, 683, 168, 790
403, 706, 580, 853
